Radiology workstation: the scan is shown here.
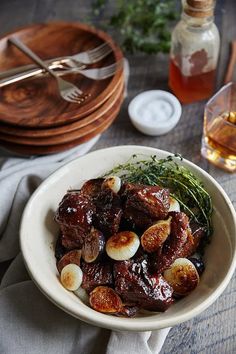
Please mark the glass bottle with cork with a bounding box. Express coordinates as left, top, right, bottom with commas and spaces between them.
168, 0, 220, 104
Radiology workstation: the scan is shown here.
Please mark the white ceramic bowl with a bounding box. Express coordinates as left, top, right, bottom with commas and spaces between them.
20, 146, 236, 331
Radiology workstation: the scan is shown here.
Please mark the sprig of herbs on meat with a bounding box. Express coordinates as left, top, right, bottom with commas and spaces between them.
105, 154, 213, 241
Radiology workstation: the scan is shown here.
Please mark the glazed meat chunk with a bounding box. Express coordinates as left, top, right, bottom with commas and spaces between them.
81, 261, 113, 293
93, 188, 122, 237
121, 183, 170, 230
60, 225, 87, 250
55, 191, 95, 229
122, 206, 154, 230
114, 255, 173, 311
123, 183, 170, 218
55, 191, 95, 249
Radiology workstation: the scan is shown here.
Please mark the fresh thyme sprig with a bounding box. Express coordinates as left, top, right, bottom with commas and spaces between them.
105, 154, 213, 239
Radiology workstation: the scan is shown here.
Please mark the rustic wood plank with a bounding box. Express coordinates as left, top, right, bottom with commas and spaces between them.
216, 0, 236, 87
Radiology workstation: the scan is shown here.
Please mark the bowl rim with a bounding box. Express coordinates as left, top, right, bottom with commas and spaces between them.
20, 145, 236, 331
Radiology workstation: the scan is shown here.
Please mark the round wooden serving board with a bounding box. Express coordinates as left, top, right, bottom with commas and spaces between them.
0, 90, 123, 155
0, 110, 118, 155
0, 84, 124, 145
0, 76, 124, 138
0, 22, 123, 128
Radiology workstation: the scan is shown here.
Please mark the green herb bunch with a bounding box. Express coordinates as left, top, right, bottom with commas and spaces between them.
93, 0, 178, 54
106, 154, 213, 242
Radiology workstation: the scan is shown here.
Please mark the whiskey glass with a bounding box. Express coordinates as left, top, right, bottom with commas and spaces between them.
201, 82, 236, 172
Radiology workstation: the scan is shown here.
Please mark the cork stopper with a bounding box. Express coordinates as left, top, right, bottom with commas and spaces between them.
184, 0, 215, 18
186, 0, 214, 9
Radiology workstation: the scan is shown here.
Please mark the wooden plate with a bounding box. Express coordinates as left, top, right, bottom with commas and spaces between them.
0, 84, 124, 145
0, 103, 120, 155
0, 76, 124, 138
0, 22, 123, 128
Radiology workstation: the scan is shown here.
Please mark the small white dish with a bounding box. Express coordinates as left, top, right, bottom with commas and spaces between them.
20, 146, 236, 331
128, 90, 182, 136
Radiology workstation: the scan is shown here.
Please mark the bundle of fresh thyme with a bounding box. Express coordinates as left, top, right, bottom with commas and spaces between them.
92, 0, 178, 54
106, 154, 213, 241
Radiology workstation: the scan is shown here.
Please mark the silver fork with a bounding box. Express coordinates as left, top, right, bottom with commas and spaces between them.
0, 61, 122, 88
0, 42, 112, 81
65, 60, 124, 80
65, 42, 112, 65
9, 37, 88, 104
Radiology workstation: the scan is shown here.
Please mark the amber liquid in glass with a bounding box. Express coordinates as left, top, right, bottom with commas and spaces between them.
204, 113, 236, 161
169, 59, 216, 104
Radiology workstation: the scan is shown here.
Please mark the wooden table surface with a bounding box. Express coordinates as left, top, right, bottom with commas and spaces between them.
0, 0, 235, 353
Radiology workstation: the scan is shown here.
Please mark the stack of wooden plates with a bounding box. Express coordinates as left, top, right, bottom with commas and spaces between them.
0, 22, 124, 155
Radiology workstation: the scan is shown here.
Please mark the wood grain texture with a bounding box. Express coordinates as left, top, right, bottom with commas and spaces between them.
0, 83, 124, 146
0, 76, 124, 138
224, 41, 236, 84
0, 86, 123, 154
0, 22, 123, 127
0, 0, 235, 353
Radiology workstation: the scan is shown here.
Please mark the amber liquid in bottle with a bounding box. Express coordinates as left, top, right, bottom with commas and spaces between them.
169, 59, 216, 104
